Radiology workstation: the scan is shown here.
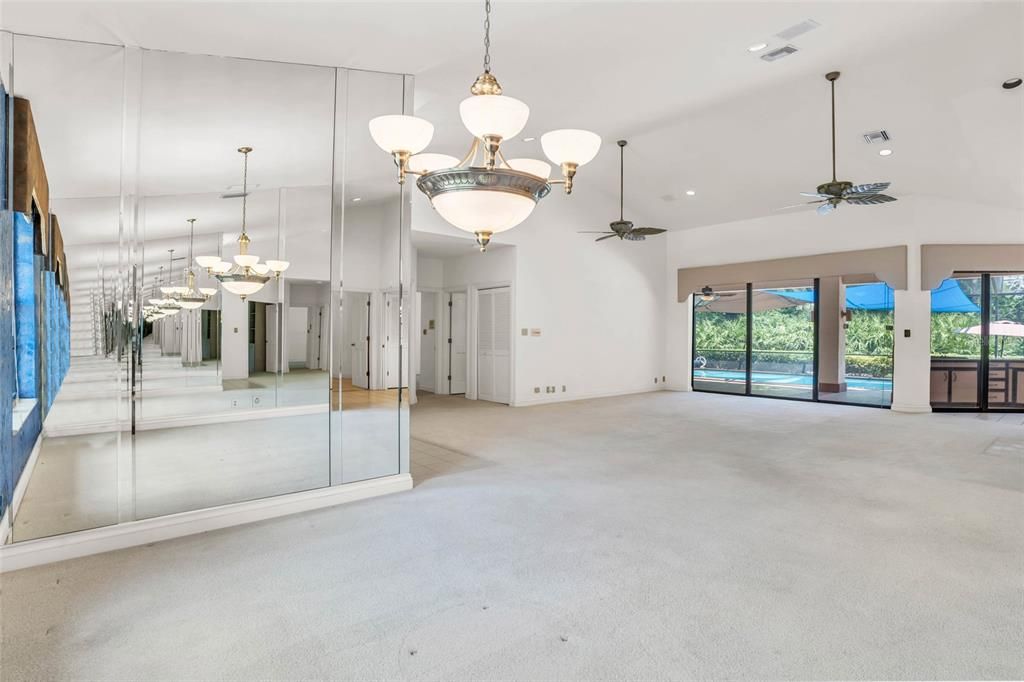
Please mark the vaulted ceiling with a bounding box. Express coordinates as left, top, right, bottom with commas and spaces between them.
4, 0, 1022, 245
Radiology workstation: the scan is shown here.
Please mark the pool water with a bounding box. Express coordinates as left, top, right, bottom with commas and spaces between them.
694, 369, 892, 391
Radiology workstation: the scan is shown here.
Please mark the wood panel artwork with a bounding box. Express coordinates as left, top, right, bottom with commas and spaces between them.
12, 97, 50, 256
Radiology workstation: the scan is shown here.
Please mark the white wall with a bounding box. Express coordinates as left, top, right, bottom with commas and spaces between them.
413, 181, 667, 406
664, 195, 1024, 412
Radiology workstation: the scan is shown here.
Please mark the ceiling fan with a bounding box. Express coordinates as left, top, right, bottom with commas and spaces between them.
779, 71, 897, 216
694, 286, 743, 308
578, 140, 668, 242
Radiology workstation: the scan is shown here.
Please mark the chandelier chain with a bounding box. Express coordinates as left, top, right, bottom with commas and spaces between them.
483, 0, 491, 73
241, 150, 249, 235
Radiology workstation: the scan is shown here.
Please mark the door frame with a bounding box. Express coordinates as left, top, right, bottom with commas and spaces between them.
931, 272, 1024, 413
472, 282, 514, 405
689, 278, 895, 410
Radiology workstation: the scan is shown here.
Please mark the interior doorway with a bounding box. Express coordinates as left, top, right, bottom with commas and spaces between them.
444, 291, 467, 395
248, 302, 268, 374
477, 286, 511, 404
418, 291, 437, 393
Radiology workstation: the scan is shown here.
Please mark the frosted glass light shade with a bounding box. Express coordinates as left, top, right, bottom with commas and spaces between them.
199, 287, 218, 296
506, 158, 551, 179
148, 298, 163, 305
177, 299, 205, 310
432, 190, 536, 235
459, 95, 529, 140
541, 129, 602, 166
222, 279, 266, 297
266, 260, 290, 274
211, 261, 232, 274
234, 254, 260, 268
368, 115, 434, 154
409, 153, 460, 174
195, 256, 221, 269
159, 285, 175, 294
251, 263, 271, 275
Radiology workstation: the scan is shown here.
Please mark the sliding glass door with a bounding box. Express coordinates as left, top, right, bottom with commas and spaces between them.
930, 273, 1024, 412
750, 282, 816, 400
691, 278, 894, 408
692, 287, 748, 395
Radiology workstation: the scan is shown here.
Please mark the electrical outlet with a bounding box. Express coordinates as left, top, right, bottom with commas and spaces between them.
662, 376, 666, 383
562, 385, 566, 392
534, 386, 540, 393
231, 399, 241, 408
252, 396, 262, 407
522, 328, 529, 336
654, 377, 659, 384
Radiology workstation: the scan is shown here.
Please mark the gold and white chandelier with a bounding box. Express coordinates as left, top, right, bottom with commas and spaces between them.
368, 0, 601, 251
175, 218, 218, 310
196, 147, 289, 299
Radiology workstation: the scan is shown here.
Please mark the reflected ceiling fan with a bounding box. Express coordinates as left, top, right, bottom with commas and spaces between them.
779, 71, 897, 216
694, 286, 742, 308
578, 140, 668, 242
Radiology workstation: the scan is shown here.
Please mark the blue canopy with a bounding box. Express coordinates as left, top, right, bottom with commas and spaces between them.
766, 279, 979, 313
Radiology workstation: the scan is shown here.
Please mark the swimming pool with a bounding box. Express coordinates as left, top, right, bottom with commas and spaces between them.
693, 369, 892, 391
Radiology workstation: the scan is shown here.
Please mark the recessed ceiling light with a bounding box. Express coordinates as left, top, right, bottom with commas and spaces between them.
747, 42, 768, 52
522, 136, 535, 142
878, 148, 893, 157
1003, 77, 1022, 90
352, 197, 362, 202
685, 190, 696, 196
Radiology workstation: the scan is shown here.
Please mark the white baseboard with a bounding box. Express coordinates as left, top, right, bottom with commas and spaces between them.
513, 385, 661, 407
43, 403, 329, 438
0, 473, 412, 572
890, 402, 933, 414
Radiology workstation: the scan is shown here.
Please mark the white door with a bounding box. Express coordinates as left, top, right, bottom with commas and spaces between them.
352, 295, 370, 389
477, 287, 511, 404
385, 292, 406, 389
448, 292, 468, 394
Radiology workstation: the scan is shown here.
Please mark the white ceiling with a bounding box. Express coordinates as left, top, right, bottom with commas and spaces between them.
3, 0, 1022, 245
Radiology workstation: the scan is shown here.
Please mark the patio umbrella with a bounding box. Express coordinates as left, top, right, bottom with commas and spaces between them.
956, 320, 1024, 357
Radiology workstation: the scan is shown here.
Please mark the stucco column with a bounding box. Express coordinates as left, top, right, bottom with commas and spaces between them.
220, 293, 249, 380
891, 288, 933, 413
817, 276, 846, 393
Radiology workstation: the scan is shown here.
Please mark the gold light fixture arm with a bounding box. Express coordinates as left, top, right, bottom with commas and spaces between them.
457, 138, 481, 168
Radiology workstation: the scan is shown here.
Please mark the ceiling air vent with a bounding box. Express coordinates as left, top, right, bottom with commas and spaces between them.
775, 19, 821, 41
760, 45, 798, 62
862, 130, 891, 144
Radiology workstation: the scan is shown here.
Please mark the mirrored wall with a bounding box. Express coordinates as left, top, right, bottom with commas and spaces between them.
2, 33, 410, 542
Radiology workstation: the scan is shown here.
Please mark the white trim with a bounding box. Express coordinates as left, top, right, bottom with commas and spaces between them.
0, 473, 412, 572
42, 403, 328, 438
513, 385, 662, 407
889, 402, 933, 414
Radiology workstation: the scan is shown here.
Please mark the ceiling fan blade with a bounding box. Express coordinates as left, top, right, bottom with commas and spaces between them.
631, 227, 667, 236
775, 200, 825, 211
844, 182, 890, 196
816, 202, 836, 216
844, 193, 897, 205
595, 234, 619, 242
800, 192, 832, 199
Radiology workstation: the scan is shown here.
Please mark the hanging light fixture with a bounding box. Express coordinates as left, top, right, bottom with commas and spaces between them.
158, 254, 182, 317
368, 0, 601, 251
174, 218, 215, 310
197, 147, 290, 299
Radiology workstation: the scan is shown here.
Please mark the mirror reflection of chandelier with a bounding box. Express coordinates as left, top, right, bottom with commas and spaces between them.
175, 218, 217, 310
368, 0, 601, 251
196, 147, 290, 299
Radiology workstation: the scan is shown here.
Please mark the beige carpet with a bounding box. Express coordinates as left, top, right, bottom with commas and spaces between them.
2, 391, 1022, 680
